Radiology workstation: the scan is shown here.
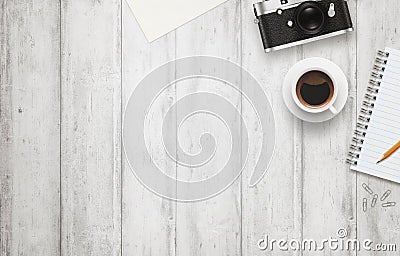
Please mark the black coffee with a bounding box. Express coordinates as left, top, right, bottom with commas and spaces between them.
296, 71, 334, 108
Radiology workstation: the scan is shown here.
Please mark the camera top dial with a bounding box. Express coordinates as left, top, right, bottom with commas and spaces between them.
295, 1, 326, 35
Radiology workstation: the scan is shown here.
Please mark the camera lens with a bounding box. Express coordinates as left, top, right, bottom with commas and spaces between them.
295, 2, 326, 35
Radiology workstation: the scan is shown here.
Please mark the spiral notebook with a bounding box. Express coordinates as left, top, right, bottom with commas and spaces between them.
347, 47, 400, 183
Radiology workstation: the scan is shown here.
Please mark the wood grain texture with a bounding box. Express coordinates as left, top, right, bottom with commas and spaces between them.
121, 1, 176, 255
0, 1, 60, 255
174, 1, 242, 255
357, 0, 400, 254
60, 0, 121, 255
241, 1, 302, 255
2, 0, 400, 255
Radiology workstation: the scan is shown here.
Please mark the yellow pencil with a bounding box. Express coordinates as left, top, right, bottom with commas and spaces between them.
377, 141, 400, 164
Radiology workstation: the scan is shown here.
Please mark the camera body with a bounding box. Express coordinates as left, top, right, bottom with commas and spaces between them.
254, 0, 353, 52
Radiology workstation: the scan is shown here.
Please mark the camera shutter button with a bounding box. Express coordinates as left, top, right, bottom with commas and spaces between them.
328, 3, 336, 18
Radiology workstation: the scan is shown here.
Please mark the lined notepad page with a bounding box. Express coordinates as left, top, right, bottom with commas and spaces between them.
352, 47, 400, 182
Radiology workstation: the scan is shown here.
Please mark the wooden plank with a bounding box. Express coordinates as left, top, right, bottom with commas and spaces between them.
60, 0, 122, 255
174, 1, 242, 255
356, 0, 400, 253
241, 1, 303, 255
121, 1, 176, 255
242, 1, 357, 255
0, 1, 60, 255
300, 0, 358, 254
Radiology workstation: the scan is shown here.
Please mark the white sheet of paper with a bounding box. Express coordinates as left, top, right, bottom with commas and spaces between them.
126, 0, 229, 42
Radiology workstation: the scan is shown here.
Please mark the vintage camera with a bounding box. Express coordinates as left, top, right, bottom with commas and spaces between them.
253, 0, 353, 52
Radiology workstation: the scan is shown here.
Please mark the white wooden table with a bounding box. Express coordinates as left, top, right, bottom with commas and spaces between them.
1, 0, 400, 255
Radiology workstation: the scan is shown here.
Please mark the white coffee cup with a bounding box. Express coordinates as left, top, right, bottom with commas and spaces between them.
290, 58, 341, 115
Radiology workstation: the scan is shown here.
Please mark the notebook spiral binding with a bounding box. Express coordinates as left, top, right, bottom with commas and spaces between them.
346, 50, 390, 165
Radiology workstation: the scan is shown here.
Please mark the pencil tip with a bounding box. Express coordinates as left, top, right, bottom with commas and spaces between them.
377, 159, 382, 164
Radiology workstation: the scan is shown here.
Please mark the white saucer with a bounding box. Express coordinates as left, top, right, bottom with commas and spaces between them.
282, 58, 348, 123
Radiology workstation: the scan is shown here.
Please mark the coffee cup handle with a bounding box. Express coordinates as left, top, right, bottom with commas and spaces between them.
329, 105, 338, 115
